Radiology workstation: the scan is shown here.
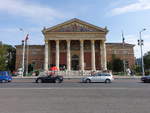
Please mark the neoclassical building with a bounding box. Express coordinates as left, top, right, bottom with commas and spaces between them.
15, 18, 135, 71
42, 18, 108, 71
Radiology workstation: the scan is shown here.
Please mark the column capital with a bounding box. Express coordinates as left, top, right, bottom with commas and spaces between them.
45, 40, 48, 43
55, 40, 59, 43
67, 40, 71, 42
91, 40, 95, 42
67, 40, 71, 46
91, 40, 95, 45
100, 40, 105, 44
80, 40, 84, 43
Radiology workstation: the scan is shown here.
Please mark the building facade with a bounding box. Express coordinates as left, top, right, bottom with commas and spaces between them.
15, 18, 135, 71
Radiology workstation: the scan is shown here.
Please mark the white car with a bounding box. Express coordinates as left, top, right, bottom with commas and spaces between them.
81, 73, 114, 83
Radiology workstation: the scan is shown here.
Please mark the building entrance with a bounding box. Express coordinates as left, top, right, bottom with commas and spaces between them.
71, 55, 79, 70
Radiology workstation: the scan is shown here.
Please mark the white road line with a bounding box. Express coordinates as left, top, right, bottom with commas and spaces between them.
0, 87, 147, 90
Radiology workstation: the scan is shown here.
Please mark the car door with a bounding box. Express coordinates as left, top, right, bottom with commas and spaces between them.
93, 73, 101, 82
44, 76, 52, 82
90, 73, 98, 82
100, 73, 107, 82
96, 73, 104, 82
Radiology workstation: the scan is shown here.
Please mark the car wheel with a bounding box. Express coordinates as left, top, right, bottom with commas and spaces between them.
86, 79, 91, 83
55, 79, 61, 83
37, 79, 42, 83
105, 79, 111, 83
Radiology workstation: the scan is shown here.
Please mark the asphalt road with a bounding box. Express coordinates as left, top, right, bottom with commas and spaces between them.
0, 79, 150, 113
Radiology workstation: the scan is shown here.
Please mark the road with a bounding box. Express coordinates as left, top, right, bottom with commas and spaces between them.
0, 79, 150, 113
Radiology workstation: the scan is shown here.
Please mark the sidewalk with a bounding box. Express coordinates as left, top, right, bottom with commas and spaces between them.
13, 75, 142, 79
114, 75, 141, 79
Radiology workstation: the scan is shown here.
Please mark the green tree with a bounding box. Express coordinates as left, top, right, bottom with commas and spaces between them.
112, 58, 124, 72
107, 54, 124, 72
0, 44, 16, 71
0, 45, 7, 70
107, 61, 113, 70
144, 51, 150, 70
5, 45, 16, 71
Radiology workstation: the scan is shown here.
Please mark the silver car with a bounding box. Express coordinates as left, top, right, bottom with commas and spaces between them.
81, 73, 114, 83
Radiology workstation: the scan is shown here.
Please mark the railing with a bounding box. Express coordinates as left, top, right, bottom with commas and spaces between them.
39, 70, 103, 78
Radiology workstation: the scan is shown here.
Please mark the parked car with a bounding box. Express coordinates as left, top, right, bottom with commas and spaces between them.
0, 71, 12, 83
35, 75, 63, 83
81, 73, 114, 83
141, 76, 150, 83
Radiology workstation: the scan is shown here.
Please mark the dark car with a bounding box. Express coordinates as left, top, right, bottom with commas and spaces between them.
35, 75, 63, 83
141, 76, 150, 83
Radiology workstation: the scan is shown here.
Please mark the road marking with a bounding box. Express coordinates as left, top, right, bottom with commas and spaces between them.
0, 87, 148, 90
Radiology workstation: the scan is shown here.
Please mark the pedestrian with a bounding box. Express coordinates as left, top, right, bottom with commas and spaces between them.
130, 70, 135, 76
126, 68, 131, 76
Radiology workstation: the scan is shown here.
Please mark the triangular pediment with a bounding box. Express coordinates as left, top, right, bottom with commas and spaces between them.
43, 18, 108, 33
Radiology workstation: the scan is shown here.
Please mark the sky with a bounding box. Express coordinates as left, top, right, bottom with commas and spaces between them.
0, 0, 150, 58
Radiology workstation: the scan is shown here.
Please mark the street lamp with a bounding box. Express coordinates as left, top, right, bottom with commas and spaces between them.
138, 28, 146, 76
22, 40, 25, 77
20, 29, 29, 77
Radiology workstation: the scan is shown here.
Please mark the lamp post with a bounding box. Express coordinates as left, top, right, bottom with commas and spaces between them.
20, 29, 29, 76
22, 40, 25, 77
138, 28, 146, 76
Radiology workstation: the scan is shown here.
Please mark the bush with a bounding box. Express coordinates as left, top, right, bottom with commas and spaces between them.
34, 70, 39, 76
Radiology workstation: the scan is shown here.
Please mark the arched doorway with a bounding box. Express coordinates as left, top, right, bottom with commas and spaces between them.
71, 55, 79, 70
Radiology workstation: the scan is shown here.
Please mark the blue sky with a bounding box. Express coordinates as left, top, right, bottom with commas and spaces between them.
0, 0, 150, 58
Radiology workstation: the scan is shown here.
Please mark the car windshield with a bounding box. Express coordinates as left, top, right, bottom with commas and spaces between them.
0, 71, 9, 76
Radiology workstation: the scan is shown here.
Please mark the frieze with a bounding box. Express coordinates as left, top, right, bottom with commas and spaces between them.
51, 23, 99, 32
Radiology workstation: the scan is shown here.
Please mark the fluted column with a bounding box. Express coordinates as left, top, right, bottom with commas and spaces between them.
91, 40, 96, 70
67, 40, 71, 71
80, 40, 84, 71
100, 40, 107, 70
56, 40, 59, 70
44, 40, 49, 71
48, 41, 51, 67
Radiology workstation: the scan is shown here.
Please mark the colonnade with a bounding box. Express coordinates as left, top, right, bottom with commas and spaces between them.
44, 40, 107, 71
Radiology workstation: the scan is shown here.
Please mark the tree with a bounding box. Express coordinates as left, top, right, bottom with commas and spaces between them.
0, 45, 7, 70
144, 51, 150, 70
0, 44, 16, 71
107, 54, 124, 72
5, 45, 16, 71
112, 58, 124, 72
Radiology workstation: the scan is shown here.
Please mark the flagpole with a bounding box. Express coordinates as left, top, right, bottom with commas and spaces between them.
24, 34, 29, 76
22, 40, 25, 77
122, 31, 126, 75
26, 39, 29, 76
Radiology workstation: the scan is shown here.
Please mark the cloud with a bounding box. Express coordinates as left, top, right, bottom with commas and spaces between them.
0, 0, 66, 23
125, 33, 150, 58
0, 27, 44, 45
110, 0, 150, 16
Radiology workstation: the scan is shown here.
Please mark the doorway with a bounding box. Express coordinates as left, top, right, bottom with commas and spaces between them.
71, 55, 79, 70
